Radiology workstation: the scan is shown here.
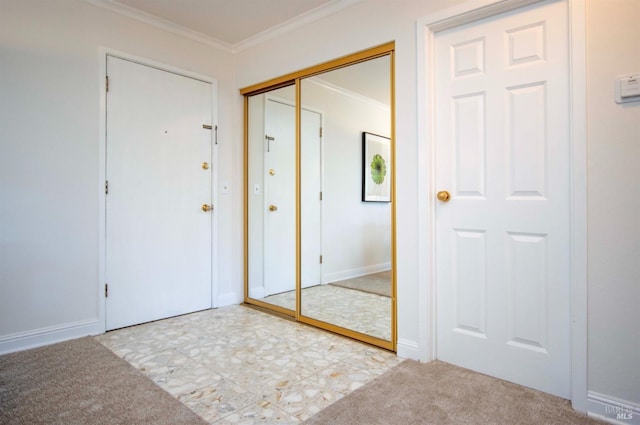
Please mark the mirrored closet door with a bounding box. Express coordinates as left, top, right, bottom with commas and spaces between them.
242, 43, 396, 351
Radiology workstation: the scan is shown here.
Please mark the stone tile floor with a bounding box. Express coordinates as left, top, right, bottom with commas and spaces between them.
96, 305, 402, 424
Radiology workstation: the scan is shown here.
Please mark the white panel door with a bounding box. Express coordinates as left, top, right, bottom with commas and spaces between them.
435, 0, 571, 397
264, 98, 296, 296
106, 56, 213, 330
264, 99, 322, 295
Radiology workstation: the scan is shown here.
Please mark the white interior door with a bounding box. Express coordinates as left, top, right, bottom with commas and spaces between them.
301, 109, 322, 289
264, 98, 296, 296
106, 56, 213, 330
435, 0, 571, 397
264, 98, 323, 295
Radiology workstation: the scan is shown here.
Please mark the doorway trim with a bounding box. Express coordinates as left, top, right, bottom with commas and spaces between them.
415, 0, 587, 412
97, 48, 220, 333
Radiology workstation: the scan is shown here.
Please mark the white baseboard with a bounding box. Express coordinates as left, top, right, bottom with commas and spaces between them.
588, 391, 640, 425
216, 291, 242, 308
323, 262, 391, 284
396, 338, 420, 360
0, 319, 102, 355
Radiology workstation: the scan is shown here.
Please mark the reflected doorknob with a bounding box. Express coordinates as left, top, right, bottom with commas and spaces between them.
436, 191, 451, 202
269, 204, 278, 212
202, 204, 213, 212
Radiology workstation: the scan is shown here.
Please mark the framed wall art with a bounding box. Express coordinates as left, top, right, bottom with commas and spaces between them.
362, 132, 391, 202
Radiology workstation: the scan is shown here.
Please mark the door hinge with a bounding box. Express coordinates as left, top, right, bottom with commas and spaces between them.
320, 255, 323, 264
203, 124, 212, 130
215, 125, 218, 145
320, 191, 323, 201
106, 76, 109, 92
105, 180, 109, 194
105, 283, 108, 298
319, 127, 323, 137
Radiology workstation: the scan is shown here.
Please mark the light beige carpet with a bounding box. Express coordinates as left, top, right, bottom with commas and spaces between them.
329, 270, 391, 297
304, 360, 602, 425
0, 336, 208, 425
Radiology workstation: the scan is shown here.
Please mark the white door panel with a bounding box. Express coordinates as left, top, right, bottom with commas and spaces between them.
435, 0, 570, 397
264, 99, 323, 295
264, 99, 296, 296
106, 56, 213, 330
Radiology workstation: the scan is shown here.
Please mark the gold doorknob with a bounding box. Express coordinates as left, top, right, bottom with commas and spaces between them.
202, 204, 213, 212
269, 204, 278, 212
202, 162, 209, 170
436, 191, 451, 202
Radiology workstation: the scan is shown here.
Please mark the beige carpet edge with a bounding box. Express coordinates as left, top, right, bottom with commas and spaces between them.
0, 336, 208, 425
304, 360, 603, 425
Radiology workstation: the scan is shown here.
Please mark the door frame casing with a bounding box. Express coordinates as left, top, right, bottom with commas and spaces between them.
415, 0, 587, 412
97, 48, 220, 332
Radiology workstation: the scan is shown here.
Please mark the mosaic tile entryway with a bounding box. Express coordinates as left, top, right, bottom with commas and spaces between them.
97, 305, 401, 424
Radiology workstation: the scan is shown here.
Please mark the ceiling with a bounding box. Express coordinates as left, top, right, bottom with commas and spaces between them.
104, 0, 346, 47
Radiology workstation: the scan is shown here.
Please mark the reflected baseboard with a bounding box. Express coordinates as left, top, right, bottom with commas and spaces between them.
323, 262, 391, 284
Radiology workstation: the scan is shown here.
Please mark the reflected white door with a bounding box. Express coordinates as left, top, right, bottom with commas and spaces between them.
435, 0, 571, 397
264, 99, 296, 296
106, 56, 213, 330
264, 98, 323, 295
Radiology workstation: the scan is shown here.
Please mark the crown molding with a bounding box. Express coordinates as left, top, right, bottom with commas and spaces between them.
83, 0, 234, 52
83, 0, 362, 54
233, 0, 362, 52
308, 77, 390, 111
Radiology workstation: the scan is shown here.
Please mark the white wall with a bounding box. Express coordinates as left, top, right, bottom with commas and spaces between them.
0, 0, 239, 352
302, 79, 391, 282
585, 0, 640, 411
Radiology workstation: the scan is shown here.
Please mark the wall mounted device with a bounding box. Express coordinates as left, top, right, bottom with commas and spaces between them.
615, 74, 640, 104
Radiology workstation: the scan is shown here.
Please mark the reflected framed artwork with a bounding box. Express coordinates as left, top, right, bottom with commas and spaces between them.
362, 132, 391, 202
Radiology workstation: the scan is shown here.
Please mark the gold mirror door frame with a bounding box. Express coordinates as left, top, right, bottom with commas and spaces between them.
242, 42, 396, 352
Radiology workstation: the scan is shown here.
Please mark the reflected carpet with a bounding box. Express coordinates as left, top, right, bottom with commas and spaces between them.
329, 270, 391, 297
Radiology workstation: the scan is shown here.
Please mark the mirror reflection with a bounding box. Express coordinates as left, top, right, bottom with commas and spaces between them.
247, 85, 297, 311
300, 56, 392, 341
245, 49, 393, 345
